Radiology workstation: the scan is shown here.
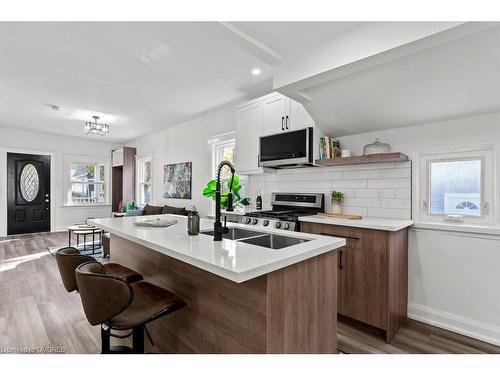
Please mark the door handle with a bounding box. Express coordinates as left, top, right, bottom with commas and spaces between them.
281, 116, 285, 131
320, 232, 359, 241
285, 115, 289, 130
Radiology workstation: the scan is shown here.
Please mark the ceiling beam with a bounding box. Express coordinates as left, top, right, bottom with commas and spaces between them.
218, 22, 284, 66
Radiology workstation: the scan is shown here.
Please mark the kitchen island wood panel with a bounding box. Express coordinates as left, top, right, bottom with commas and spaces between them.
111, 234, 338, 354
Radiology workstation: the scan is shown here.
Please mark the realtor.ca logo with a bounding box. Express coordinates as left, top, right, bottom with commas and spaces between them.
0, 346, 66, 354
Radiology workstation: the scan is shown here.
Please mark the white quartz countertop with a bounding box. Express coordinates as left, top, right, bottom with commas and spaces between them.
89, 215, 345, 283
299, 215, 413, 231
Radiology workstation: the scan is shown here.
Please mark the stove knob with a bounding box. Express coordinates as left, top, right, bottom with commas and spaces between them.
263, 220, 269, 227
283, 223, 290, 230
252, 218, 259, 225
275, 222, 282, 229
244, 217, 251, 224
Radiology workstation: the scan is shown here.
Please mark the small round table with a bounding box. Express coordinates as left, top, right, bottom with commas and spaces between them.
67, 225, 103, 254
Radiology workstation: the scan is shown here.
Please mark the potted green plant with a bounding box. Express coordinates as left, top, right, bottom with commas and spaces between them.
330, 190, 344, 214
202, 174, 250, 210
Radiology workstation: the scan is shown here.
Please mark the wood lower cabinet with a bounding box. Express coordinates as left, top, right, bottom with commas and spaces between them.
301, 222, 408, 342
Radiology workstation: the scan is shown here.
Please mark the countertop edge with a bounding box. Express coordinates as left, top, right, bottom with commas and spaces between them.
90, 220, 345, 283
298, 215, 414, 231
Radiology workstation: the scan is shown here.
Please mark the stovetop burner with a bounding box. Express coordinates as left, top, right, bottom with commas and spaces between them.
245, 209, 317, 221
239, 192, 325, 232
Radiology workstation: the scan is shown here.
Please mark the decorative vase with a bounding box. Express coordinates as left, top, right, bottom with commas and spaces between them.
332, 200, 342, 214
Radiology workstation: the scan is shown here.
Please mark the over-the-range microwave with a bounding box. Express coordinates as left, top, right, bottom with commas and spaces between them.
259, 127, 314, 168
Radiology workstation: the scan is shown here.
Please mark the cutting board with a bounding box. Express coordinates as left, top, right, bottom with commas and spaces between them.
317, 212, 363, 220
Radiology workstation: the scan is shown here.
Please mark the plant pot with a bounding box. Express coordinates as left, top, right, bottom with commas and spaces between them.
332, 200, 342, 214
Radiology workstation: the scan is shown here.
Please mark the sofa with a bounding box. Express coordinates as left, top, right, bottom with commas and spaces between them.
125, 204, 193, 217
102, 204, 192, 257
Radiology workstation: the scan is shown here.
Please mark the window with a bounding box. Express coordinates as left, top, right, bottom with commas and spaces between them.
213, 139, 236, 184
137, 156, 152, 206
208, 132, 243, 215
429, 159, 482, 217
70, 163, 106, 204
419, 149, 493, 224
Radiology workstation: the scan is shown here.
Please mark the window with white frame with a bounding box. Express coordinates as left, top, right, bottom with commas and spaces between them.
419, 149, 493, 224
137, 156, 152, 206
69, 162, 107, 204
208, 133, 242, 215
212, 139, 236, 182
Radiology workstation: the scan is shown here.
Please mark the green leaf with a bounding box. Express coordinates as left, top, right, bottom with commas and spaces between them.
207, 179, 217, 190
202, 186, 215, 198
239, 197, 250, 206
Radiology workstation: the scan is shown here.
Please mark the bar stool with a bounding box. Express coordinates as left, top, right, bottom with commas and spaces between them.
76, 262, 186, 353
55, 247, 143, 293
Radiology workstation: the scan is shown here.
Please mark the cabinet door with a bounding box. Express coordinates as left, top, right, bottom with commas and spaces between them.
341, 245, 387, 330
262, 94, 287, 136
236, 103, 263, 173
286, 99, 314, 131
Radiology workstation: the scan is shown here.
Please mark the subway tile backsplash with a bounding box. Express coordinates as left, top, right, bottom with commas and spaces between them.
247, 161, 411, 220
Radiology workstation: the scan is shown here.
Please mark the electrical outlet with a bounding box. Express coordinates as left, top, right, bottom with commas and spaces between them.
377, 190, 383, 200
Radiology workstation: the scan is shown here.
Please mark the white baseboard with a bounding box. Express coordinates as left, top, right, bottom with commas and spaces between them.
408, 302, 500, 347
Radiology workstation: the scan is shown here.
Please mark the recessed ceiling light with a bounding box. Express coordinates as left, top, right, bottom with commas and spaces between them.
251, 68, 261, 76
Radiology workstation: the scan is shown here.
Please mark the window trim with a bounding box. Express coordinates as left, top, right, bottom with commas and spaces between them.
63, 154, 110, 207
417, 148, 494, 226
136, 154, 153, 207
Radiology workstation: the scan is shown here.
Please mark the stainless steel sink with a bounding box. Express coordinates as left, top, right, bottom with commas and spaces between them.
239, 233, 310, 250
200, 227, 265, 240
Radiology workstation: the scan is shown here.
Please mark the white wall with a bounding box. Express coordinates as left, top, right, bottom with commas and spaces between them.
0, 126, 122, 236
248, 161, 411, 219
337, 111, 500, 345
126, 103, 237, 217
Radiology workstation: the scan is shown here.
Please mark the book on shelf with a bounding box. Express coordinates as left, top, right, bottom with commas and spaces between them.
319, 136, 342, 159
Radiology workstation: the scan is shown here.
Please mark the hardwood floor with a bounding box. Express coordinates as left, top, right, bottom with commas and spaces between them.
1, 231, 499, 354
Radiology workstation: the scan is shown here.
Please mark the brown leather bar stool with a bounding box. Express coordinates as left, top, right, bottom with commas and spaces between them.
76, 262, 186, 353
55, 247, 143, 293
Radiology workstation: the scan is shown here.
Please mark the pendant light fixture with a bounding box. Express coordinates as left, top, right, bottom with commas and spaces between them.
84, 115, 110, 136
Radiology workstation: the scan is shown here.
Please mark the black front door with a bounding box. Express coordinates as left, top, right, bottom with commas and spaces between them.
7, 153, 51, 235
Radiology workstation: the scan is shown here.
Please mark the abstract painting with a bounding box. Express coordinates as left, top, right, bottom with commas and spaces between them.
163, 162, 192, 199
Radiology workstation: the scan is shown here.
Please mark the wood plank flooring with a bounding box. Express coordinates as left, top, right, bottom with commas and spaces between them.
1, 231, 499, 354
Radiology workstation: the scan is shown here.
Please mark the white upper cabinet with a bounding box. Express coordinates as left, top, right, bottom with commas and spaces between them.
287, 98, 315, 131
262, 93, 314, 136
235, 102, 263, 174
262, 94, 288, 136
235, 92, 316, 175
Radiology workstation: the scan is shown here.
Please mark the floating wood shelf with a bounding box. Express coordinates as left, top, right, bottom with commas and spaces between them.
315, 152, 409, 167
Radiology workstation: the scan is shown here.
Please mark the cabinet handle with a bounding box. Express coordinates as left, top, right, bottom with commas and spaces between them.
281, 116, 285, 131
257, 154, 260, 167
320, 232, 359, 241
339, 250, 343, 270
285, 115, 289, 130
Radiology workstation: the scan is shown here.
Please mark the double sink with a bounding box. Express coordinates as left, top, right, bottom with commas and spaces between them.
200, 227, 310, 250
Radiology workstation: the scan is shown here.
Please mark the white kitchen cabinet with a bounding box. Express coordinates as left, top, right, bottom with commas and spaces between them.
262, 93, 314, 135
235, 102, 263, 174
235, 92, 317, 175
287, 98, 315, 131
262, 94, 288, 136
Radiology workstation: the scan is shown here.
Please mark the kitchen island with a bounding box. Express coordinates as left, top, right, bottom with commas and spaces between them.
89, 214, 345, 354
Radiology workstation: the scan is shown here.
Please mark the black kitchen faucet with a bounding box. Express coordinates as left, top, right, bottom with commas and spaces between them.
213, 160, 235, 241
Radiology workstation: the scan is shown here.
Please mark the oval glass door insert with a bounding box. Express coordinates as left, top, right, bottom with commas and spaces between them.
20, 164, 40, 202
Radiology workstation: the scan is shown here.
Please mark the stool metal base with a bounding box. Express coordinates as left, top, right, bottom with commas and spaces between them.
101, 324, 145, 354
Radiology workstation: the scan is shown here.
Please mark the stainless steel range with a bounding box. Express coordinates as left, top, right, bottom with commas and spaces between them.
240, 192, 324, 231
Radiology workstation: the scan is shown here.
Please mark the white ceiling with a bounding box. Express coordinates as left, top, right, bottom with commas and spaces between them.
0, 22, 360, 143
292, 24, 500, 136
232, 22, 360, 59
